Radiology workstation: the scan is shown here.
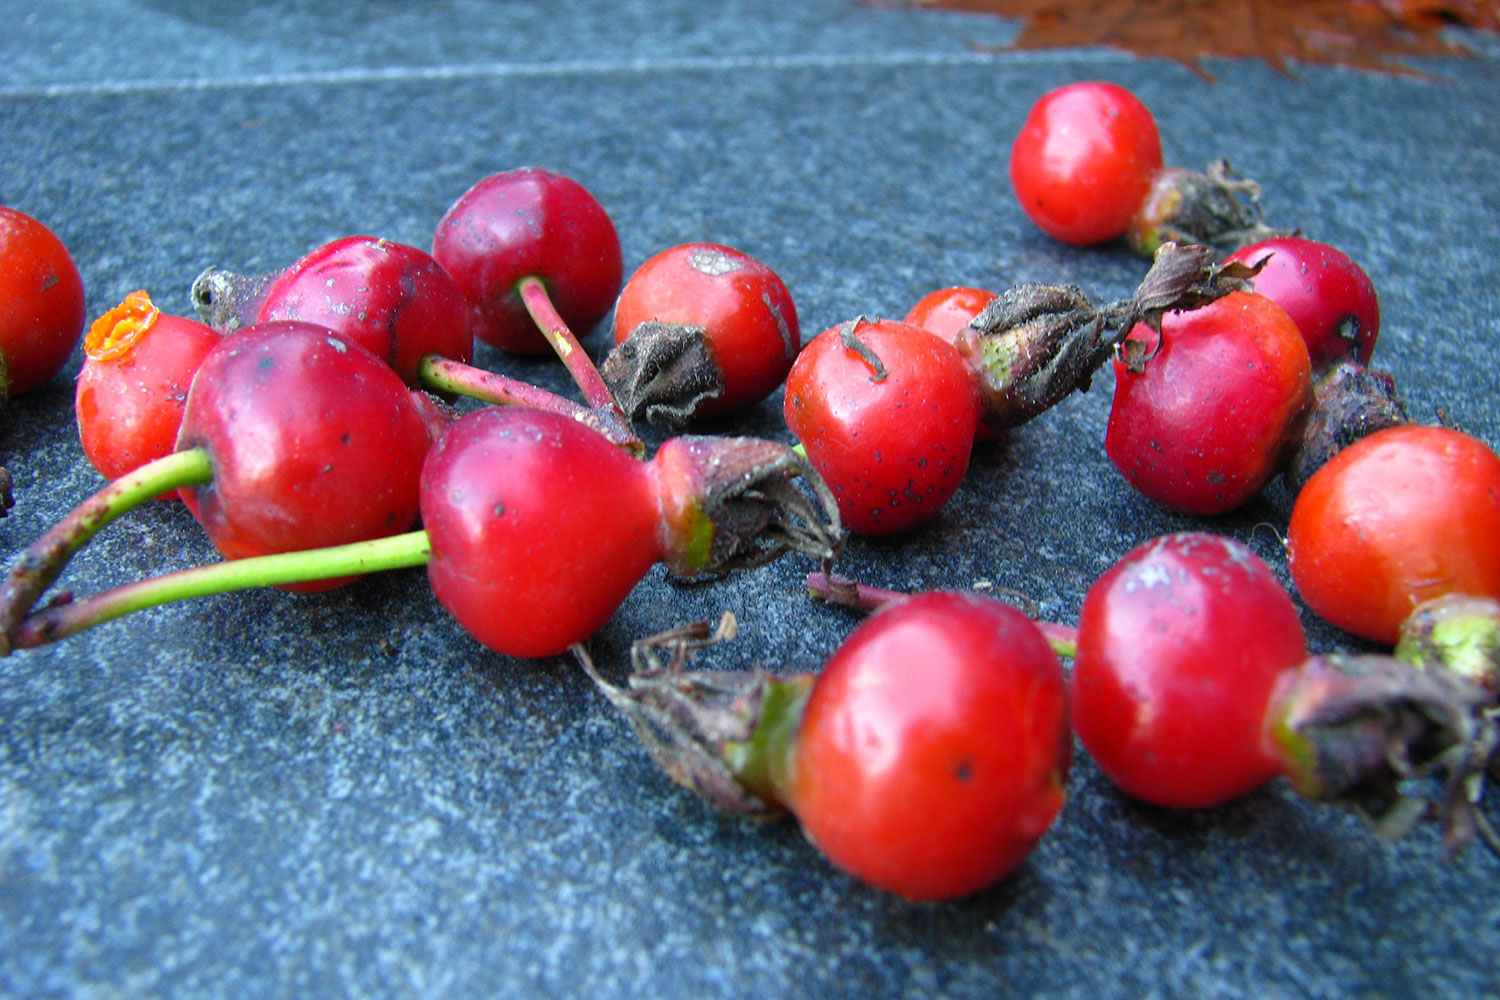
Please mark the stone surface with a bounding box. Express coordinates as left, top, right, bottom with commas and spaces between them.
2, 2, 1498, 997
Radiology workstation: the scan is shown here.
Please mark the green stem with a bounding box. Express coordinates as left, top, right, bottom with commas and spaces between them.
417, 354, 643, 455
0, 448, 214, 654
515, 275, 637, 442
10, 530, 432, 651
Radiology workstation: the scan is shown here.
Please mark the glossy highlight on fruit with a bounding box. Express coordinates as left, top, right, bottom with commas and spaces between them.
432, 167, 623, 354
0, 206, 86, 397
1287, 424, 1500, 645
1009, 81, 1163, 246
1106, 291, 1313, 514
1071, 532, 1308, 808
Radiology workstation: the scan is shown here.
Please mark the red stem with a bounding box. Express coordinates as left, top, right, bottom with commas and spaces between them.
418, 355, 643, 455
516, 275, 637, 442
805, 570, 1080, 658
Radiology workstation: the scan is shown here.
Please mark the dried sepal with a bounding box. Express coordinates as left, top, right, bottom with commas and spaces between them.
574, 613, 792, 817
1268, 653, 1500, 855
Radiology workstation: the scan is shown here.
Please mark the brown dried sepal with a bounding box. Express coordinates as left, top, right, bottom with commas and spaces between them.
1127, 159, 1296, 258
573, 614, 783, 817
600, 320, 726, 429
1284, 360, 1411, 493
1269, 653, 1500, 855
653, 434, 844, 578
954, 242, 1258, 426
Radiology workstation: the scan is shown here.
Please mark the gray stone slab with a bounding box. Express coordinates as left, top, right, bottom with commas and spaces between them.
2, 3, 1498, 998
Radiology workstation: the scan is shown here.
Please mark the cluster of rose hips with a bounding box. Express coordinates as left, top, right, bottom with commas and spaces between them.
2, 79, 1497, 903
0, 169, 841, 662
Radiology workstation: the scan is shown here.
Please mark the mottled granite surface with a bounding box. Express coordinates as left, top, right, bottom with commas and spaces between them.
2, 2, 1498, 997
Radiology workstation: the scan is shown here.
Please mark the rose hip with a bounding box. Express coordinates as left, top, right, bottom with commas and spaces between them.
901, 285, 997, 345
0, 321, 436, 647
788, 247, 1258, 533
0, 206, 86, 398
579, 592, 1070, 900
1009, 81, 1163, 247
602, 242, 799, 426
1069, 532, 1497, 848
1009, 83, 1287, 256
251, 235, 473, 386
1287, 425, 1500, 645
176, 322, 434, 579
784, 318, 982, 535
75, 290, 221, 483
432, 167, 622, 355
422, 406, 839, 657
1071, 532, 1308, 809
431, 168, 634, 444
1225, 236, 1380, 369
1106, 290, 1314, 514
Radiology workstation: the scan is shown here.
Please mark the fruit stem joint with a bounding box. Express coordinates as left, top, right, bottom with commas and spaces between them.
1266, 653, 1499, 853
575, 614, 814, 817
652, 435, 843, 579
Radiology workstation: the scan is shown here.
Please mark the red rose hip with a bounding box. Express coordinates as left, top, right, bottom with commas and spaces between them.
604, 242, 799, 424
75, 290, 221, 483
1225, 236, 1380, 369
1287, 425, 1500, 645
0, 206, 86, 398
254, 235, 473, 386
432, 167, 622, 355
1106, 291, 1313, 515
784, 318, 981, 535
786, 592, 1070, 899
1071, 532, 1308, 808
1009, 82, 1163, 247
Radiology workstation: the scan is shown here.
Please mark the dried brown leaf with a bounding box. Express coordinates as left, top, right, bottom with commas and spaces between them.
901, 0, 1500, 77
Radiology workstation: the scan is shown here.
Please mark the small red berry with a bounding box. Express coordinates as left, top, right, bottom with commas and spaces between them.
421, 406, 662, 659
784, 318, 981, 535
177, 322, 433, 588
1106, 291, 1313, 515
1287, 424, 1500, 645
1071, 532, 1308, 808
75, 290, 221, 483
254, 235, 473, 386
1009, 82, 1163, 247
432, 168, 622, 355
421, 406, 841, 657
1225, 236, 1380, 369
902, 285, 997, 345
786, 592, 1070, 899
604, 242, 799, 423
0, 206, 87, 398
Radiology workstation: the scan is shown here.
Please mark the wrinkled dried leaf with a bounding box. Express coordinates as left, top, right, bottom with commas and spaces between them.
901, 0, 1500, 77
